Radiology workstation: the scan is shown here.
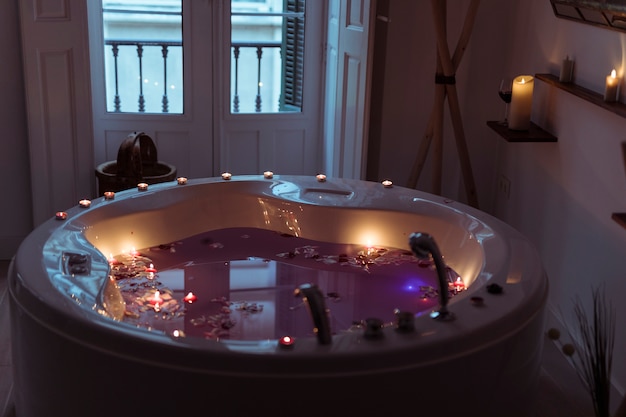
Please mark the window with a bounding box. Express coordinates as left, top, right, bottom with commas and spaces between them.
99, 0, 305, 115
230, 0, 305, 113
102, 0, 183, 114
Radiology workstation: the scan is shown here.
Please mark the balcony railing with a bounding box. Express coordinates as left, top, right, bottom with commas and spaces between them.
231, 41, 281, 113
104, 39, 282, 114
105, 40, 180, 113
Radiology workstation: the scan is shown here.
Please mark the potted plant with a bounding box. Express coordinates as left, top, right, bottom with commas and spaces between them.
565, 285, 623, 417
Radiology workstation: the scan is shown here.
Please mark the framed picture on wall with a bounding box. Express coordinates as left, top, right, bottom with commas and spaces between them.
550, 0, 626, 32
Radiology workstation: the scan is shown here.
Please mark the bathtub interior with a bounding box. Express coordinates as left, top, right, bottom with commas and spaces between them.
78, 178, 488, 280
36, 176, 526, 350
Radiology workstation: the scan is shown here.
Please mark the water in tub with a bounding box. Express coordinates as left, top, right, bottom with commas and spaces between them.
105, 227, 465, 340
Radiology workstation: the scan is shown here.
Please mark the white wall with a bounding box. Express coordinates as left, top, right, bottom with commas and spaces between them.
372, 0, 626, 402
0, 0, 33, 259
505, 0, 626, 400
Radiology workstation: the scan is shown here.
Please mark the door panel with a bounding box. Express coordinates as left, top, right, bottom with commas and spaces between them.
151, 131, 192, 177
19, 0, 94, 226
222, 124, 310, 174
88, 0, 214, 180
274, 129, 307, 173
324, 0, 372, 179
217, 1, 323, 176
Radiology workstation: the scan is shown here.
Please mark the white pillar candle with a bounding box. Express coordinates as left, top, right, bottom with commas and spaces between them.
604, 69, 619, 102
508, 75, 534, 131
559, 56, 574, 83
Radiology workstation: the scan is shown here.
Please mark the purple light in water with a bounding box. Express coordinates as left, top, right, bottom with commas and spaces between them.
402, 276, 431, 293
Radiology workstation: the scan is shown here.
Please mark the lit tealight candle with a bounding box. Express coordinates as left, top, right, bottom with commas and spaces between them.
453, 277, 465, 291
604, 69, 620, 102
183, 292, 197, 303
103, 191, 115, 200
149, 290, 164, 305
108, 254, 119, 265
221, 172, 232, 180
279, 335, 295, 349
316, 174, 327, 182
177, 177, 188, 185
55, 211, 67, 220
509, 75, 534, 131
382, 179, 393, 188
263, 171, 274, 179
137, 182, 149, 191
145, 263, 157, 273
79, 199, 91, 208
171, 329, 186, 338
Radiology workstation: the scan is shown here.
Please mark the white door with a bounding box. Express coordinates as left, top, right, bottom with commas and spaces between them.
19, 0, 95, 226
324, 0, 373, 179
88, 0, 325, 181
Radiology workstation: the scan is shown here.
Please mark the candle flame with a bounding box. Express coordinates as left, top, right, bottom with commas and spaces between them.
151, 291, 163, 304
611, 69, 617, 78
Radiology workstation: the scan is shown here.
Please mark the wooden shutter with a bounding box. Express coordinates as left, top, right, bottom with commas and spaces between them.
280, 0, 305, 111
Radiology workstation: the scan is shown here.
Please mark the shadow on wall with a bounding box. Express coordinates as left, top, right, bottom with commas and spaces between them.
494, 137, 626, 398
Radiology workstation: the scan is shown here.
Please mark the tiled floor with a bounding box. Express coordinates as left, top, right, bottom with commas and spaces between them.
0, 258, 600, 417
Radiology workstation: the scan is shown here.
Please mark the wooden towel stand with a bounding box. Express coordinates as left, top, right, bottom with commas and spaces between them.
406, 0, 480, 209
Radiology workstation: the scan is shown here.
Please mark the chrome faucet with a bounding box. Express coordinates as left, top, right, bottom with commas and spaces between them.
294, 283, 332, 344
409, 232, 455, 321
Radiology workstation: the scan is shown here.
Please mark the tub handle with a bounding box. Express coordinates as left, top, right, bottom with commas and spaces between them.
363, 318, 385, 339
294, 283, 332, 345
395, 310, 416, 333
63, 252, 91, 276
409, 232, 455, 322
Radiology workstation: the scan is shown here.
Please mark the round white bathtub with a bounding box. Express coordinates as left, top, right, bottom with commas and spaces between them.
9, 175, 548, 417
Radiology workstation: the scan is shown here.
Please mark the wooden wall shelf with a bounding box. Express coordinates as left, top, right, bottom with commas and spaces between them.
487, 121, 557, 142
535, 73, 626, 119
